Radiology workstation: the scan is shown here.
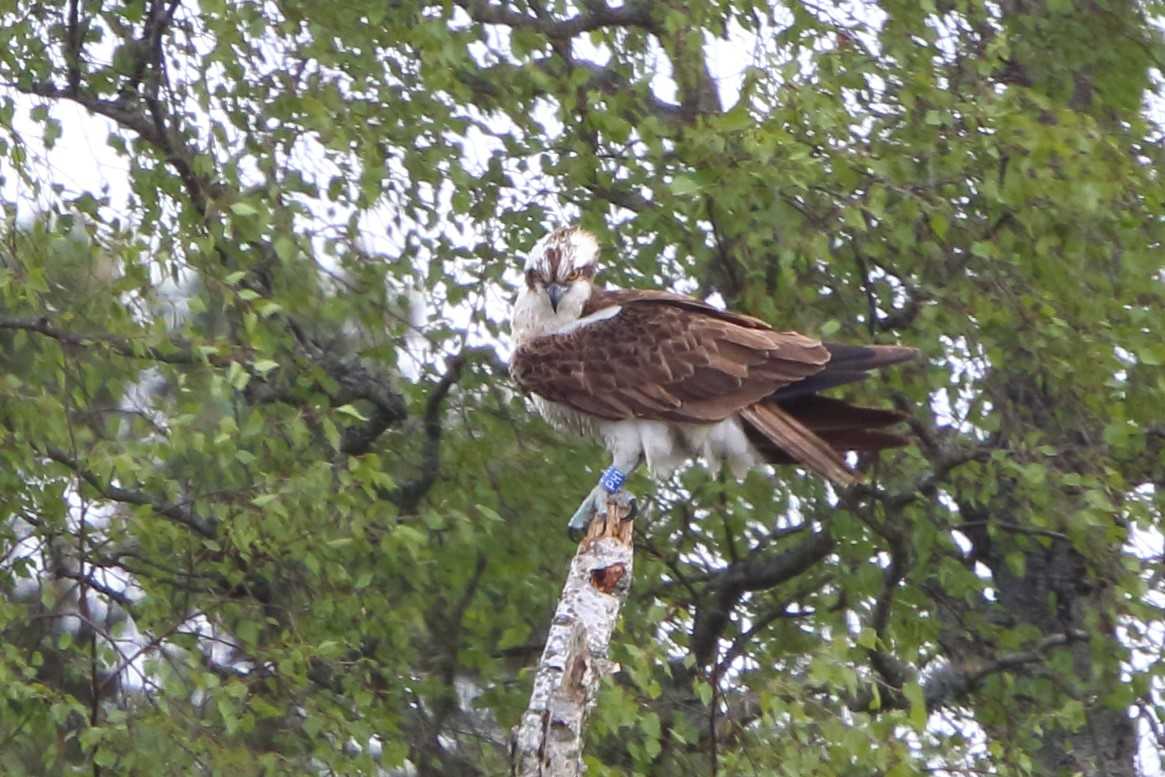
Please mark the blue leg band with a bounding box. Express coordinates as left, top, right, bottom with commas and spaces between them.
599, 466, 626, 494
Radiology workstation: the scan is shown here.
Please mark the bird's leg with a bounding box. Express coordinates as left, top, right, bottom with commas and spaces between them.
567, 456, 639, 540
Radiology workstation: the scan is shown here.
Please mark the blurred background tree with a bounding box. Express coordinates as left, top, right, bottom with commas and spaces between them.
1, 0, 1163, 774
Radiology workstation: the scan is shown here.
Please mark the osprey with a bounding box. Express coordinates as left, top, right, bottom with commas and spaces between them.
510, 227, 917, 536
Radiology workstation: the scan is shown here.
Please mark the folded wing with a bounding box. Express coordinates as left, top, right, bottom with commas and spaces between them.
511, 293, 828, 422
510, 290, 916, 484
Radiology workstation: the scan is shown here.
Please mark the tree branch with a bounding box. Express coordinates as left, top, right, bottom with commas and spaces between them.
458, 57, 688, 126
512, 493, 635, 776
457, 0, 653, 37
383, 353, 465, 504
846, 630, 1089, 714
56, 569, 137, 610
716, 574, 832, 676
294, 340, 409, 451
42, 447, 218, 538
0, 314, 229, 366
0, 315, 410, 447
691, 527, 834, 666
64, 0, 83, 95
652, 3, 722, 117
21, 83, 221, 213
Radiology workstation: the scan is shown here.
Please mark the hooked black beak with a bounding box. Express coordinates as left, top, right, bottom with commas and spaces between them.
546, 283, 567, 312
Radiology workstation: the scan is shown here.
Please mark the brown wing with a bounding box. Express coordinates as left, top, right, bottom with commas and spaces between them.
510, 297, 829, 423
582, 288, 773, 329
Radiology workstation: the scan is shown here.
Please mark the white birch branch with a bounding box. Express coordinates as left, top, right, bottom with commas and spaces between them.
511, 492, 636, 777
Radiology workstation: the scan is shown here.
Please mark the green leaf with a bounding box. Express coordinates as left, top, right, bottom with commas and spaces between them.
274, 235, 296, 262
694, 679, 713, 706
903, 681, 927, 731
321, 416, 341, 451
930, 213, 949, 239
1137, 346, 1163, 366
857, 627, 878, 649
670, 175, 702, 196
336, 403, 369, 421
228, 361, 251, 390
230, 201, 260, 216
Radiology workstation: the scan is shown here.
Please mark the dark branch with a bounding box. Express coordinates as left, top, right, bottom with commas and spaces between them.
21, 83, 221, 213
864, 501, 912, 689
718, 526, 836, 593
585, 181, 655, 213
129, 0, 182, 99
846, 630, 1089, 714
388, 354, 466, 510
64, 0, 83, 94
716, 575, 832, 675
43, 447, 218, 538
850, 441, 993, 512
457, 0, 653, 38
653, 6, 722, 117
1, 314, 412, 450
0, 315, 228, 366
691, 528, 834, 666
301, 349, 408, 454
923, 630, 1088, 709
458, 57, 688, 125
57, 569, 137, 610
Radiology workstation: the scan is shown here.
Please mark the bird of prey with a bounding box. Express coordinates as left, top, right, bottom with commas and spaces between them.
510, 226, 917, 536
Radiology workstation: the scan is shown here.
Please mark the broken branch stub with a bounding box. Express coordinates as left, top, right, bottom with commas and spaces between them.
511, 492, 636, 777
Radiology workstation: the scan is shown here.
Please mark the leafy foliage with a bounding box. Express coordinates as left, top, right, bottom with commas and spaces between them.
1, 1, 1164, 775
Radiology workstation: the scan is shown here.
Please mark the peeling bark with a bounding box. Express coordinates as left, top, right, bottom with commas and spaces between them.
511, 493, 635, 777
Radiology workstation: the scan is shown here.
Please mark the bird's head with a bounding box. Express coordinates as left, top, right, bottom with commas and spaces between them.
522, 226, 599, 319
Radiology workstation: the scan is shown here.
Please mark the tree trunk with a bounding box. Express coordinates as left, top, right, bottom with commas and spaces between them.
511, 493, 636, 777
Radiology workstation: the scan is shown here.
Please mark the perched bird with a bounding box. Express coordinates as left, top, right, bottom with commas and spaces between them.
510, 226, 917, 536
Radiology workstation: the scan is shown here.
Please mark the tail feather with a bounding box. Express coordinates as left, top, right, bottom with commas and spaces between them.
820, 428, 910, 451
775, 344, 919, 400
822, 342, 919, 370
739, 403, 857, 487
778, 395, 906, 431
741, 342, 916, 486
757, 429, 910, 465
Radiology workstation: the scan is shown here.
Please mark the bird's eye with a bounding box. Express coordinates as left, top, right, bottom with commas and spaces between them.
564, 269, 580, 282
